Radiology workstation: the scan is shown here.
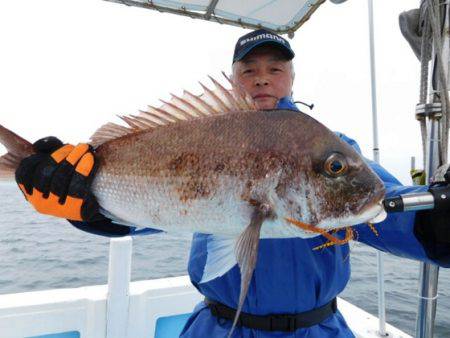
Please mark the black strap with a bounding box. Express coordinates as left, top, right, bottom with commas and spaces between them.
205, 297, 337, 332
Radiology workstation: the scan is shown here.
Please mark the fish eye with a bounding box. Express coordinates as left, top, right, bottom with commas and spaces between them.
324, 153, 348, 177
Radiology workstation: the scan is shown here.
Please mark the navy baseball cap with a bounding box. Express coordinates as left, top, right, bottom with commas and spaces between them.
232, 29, 295, 64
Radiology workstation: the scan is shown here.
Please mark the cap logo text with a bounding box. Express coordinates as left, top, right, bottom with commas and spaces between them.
240, 33, 285, 46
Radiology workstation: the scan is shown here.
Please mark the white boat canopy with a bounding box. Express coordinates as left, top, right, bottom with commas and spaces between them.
103, 0, 326, 36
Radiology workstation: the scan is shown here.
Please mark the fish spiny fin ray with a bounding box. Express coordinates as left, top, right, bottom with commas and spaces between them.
222, 71, 257, 111
169, 92, 205, 117
139, 109, 170, 125
159, 99, 195, 120
183, 89, 219, 116
89, 74, 257, 147
208, 75, 241, 110
199, 81, 230, 113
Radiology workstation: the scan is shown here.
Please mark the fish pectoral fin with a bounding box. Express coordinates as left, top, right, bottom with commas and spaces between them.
200, 204, 271, 284
228, 204, 269, 338
200, 204, 270, 337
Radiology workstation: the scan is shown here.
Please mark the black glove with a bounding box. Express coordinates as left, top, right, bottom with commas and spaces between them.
414, 169, 450, 266
15, 136, 103, 222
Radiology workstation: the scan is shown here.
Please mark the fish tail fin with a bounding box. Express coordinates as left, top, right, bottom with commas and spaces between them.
0, 124, 34, 179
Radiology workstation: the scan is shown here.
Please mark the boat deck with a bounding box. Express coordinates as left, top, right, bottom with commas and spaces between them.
0, 276, 411, 338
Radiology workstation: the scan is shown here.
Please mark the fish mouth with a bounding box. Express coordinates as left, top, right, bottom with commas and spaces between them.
286, 186, 387, 236
357, 202, 387, 224
284, 204, 386, 239
357, 186, 386, 223
315, 199, 386, 232
367, 205, 387, 223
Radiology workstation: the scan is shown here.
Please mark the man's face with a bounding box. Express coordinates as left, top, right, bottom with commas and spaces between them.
232, 45, 294, 110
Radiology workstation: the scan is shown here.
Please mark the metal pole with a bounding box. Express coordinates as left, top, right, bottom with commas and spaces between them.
367, 0, 387, 335
415, 100, 441, 338
415, 1, 448, 337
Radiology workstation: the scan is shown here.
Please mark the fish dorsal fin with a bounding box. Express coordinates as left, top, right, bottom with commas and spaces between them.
90, 73, 256, 147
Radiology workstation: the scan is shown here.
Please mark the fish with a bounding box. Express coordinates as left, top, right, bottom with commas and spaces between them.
0, 74, 386, 336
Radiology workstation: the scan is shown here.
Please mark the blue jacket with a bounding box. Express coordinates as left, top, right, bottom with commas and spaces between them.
179, 97, 432, 338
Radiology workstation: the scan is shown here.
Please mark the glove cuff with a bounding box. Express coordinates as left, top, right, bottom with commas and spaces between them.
33, 136, 64, 154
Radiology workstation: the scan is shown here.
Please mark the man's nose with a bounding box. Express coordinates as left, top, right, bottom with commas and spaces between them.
254, 77, 269, 87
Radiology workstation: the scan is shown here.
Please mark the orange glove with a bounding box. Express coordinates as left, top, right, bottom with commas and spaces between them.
15, 136, 101, 221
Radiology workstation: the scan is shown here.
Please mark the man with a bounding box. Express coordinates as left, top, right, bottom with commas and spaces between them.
15, 29, 450, 337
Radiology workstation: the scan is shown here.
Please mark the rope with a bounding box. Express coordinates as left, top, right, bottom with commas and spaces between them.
418, 0, 450, 165
427, 0, 449, 163
419, 1, 432, 164
417, 294, 439, 300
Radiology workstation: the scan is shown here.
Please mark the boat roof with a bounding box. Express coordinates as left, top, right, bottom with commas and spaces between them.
103, 0, 326, 36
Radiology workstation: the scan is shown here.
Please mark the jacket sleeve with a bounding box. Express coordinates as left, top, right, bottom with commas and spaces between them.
336, 132, 435, 264
68, 219, 163, 237
351, 160, 434, 263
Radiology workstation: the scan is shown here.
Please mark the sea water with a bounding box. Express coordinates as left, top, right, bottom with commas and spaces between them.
1, 181, 449, 337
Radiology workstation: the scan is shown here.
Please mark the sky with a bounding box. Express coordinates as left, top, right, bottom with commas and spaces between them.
0, 0, 422, 184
